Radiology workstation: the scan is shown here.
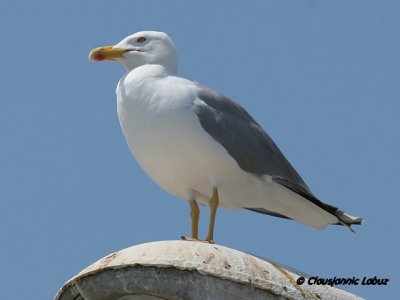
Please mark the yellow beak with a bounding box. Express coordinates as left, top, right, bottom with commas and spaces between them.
89, 46, 130, 61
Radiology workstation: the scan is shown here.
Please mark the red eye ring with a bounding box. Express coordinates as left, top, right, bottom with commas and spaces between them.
137, 36, 146, 43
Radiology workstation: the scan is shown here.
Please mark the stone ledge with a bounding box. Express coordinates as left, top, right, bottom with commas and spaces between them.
55, 240, 363, 300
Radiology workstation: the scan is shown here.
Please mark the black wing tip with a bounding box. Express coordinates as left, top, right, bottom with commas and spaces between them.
272, 177, 364, 232
335, 215, 364, 233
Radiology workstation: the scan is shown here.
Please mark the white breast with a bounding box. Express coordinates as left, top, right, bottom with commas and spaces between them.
116, 67, 243, 206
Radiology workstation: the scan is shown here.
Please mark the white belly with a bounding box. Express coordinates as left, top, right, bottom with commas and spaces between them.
117, 88, 246, 208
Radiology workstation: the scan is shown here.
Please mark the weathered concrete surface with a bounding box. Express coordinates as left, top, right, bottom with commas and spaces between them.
55, 240, 363, 300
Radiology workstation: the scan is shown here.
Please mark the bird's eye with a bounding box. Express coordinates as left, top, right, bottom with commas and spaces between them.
137, 37, 146, 43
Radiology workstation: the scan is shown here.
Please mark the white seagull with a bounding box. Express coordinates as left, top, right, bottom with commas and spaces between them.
89, 31, 363, 242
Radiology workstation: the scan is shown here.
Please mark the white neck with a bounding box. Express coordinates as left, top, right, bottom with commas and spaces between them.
124, 64, 173, 79
121, 58, 178, 75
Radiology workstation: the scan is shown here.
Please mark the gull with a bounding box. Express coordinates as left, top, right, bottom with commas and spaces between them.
89, 31, 363, 242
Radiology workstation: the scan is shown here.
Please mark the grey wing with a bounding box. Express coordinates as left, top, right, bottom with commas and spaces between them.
193, 84, 311, 193
193, 85, 363, 228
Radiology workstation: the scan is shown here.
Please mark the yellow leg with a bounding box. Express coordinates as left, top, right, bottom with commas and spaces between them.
190, 199, 200, 239
181, 199, 200, 242
205, 187, 219, 242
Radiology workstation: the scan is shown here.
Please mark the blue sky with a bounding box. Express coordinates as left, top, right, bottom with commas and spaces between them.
1, 1, 399, 299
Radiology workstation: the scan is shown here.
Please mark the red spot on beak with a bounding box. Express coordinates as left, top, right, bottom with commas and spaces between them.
94, 53, 105, 61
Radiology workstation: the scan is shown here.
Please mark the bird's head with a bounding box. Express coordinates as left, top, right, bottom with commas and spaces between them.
89, 31, 178, 74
